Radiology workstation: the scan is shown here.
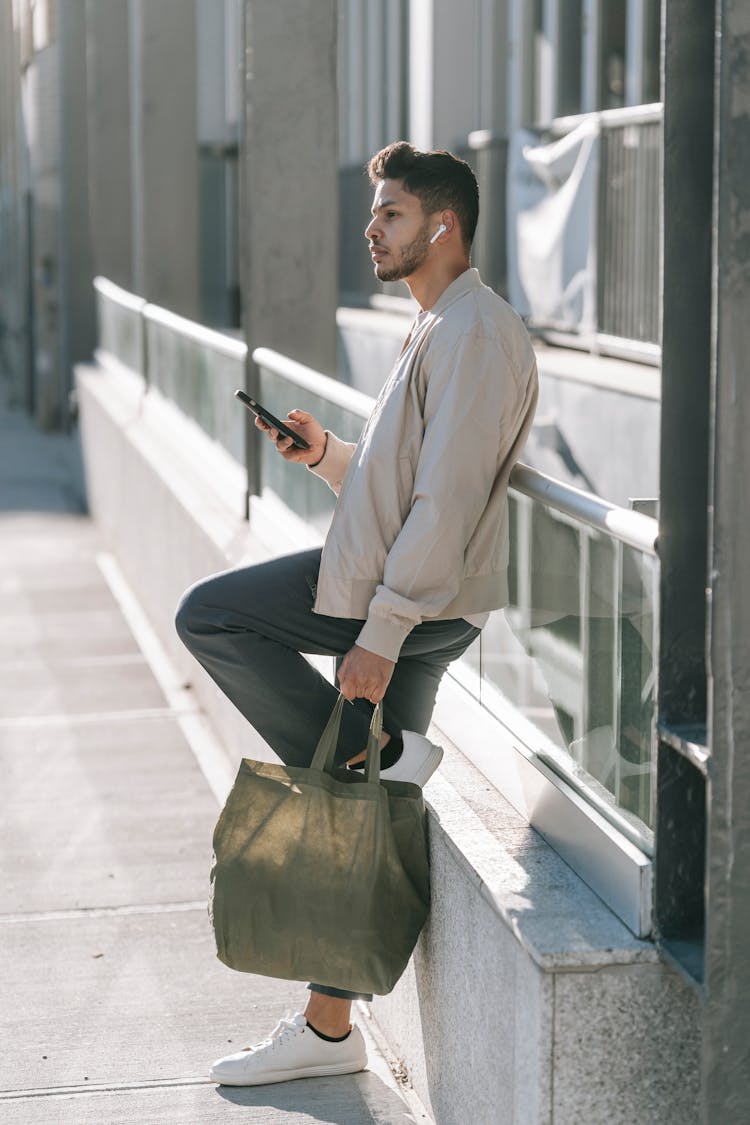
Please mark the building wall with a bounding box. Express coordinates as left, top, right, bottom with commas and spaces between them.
85, 0, 133, 290
128, 0, 200, 320
196, 0, 241, 326
4, 0, 95, 429
58, 0, 96, 421
0, 0, 31, 408
22, 35, 63, 427
240, 0, 339, 375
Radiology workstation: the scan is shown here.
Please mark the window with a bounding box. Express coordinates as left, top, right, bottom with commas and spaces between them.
600, 0, 626, 110
338, 0, 409, 166
558, 0, 583, 117
643, 0, 661, 103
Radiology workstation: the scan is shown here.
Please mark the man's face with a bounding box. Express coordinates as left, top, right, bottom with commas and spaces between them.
365, 179, 432, 284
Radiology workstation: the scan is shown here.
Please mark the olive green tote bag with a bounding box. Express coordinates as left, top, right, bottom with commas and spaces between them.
208, 695, 431, 996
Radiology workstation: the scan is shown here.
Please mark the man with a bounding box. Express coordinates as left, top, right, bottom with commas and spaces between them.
176, 141, 538, 1086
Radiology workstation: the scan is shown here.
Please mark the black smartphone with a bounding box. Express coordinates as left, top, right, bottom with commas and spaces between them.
234, 389, 310, 450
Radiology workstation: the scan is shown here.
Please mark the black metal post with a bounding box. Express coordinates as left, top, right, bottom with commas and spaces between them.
653, 0, 715, 976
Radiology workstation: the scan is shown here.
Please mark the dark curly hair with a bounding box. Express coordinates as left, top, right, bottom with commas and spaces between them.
367, 141, 479, 252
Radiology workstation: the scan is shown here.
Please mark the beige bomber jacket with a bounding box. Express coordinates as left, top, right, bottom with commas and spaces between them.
309, 268, 538, 662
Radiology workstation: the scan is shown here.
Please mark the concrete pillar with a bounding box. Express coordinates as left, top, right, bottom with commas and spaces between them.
539, 0, 560, 124
128, 0, 199, 319
581, 0, 601, 113
85, 0, 133, 290
703, 3, 750, 1119
22, 34, 62, 427
240, 0, 338, 375
625, 0, 647, 106
477, 0, 509, 133
508, 0, 535, 129
410, 0, 504, 149
58, 0, 96, 423
196, 0, 241, 327
0, 0, 32, 409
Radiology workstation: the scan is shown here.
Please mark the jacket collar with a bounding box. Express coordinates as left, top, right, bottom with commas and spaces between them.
428, 267, 482, 318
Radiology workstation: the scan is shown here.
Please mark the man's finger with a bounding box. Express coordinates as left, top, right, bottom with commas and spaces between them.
337, 670, 365, 701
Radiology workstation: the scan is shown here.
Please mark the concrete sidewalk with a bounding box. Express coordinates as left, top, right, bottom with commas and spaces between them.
0, 394, 427, 1123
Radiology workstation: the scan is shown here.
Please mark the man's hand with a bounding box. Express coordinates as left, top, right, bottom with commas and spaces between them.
256, 408, 327, 466
337, 644, 395, 704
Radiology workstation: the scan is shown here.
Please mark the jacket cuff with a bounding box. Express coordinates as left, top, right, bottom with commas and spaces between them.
356, 614, 413, 662
306, 431, 355, 495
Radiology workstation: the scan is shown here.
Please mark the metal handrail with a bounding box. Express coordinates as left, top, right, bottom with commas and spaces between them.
91, 279, 660, 558
94, 276, 248, 363
510, 464, 658, 555
550, 101, 663, 137
253, 346, 660, 557
94, 275, 146, 313
253, 347, 372, 419
144, 303, 247, 362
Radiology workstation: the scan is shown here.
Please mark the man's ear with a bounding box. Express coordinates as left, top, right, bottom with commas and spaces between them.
441, 209, 459, 238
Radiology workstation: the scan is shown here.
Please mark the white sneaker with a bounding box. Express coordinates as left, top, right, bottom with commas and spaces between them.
209, 1012, 367, 1086
379, 730, 444, 787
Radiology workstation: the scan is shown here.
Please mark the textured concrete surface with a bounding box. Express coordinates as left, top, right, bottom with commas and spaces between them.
0, 1074, 415, 1125
0, 390, 424, 1123
374, 751, 701, 1125
552, 963, 701, 1124
1, 718, 217, 912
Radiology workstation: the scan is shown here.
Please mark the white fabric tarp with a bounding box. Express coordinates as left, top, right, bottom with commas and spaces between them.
507, 119, 600, 334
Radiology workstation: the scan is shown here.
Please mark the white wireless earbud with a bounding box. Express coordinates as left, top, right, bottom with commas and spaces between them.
430, 223, 448, 244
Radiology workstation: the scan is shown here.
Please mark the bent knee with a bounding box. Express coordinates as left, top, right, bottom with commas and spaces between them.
174, 581, 208, 643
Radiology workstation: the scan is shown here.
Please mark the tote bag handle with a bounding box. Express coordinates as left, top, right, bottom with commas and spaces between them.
311, 694, 383, 783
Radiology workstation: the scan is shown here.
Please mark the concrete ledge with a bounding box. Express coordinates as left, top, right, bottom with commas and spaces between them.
376, 745, 699, 1124
76, 360, 701, 1125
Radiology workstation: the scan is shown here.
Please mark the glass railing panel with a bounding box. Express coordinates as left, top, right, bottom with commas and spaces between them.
95, 282, 145, 375
481, 486, 658, 845
254, 347, 658, 846
615, 543, 659, 828
145, 316, 246, 463
257, 365, 366, 538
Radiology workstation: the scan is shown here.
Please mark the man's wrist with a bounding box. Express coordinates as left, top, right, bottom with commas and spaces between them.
356, 615, 412, 662
308, 431, 329, 468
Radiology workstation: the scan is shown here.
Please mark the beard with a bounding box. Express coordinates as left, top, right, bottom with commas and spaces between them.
374, 218, 432, 283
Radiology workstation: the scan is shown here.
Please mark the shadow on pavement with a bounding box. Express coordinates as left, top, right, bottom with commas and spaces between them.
215, 1067, 421, 1122
0, 382, 87, 513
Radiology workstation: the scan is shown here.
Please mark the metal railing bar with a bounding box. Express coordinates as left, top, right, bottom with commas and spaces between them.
592, 333, 661, 367
467, 128, 505, 149
94, 288, 659, 559
94, 275, 146, 313
510, 463, 658, 555
252, 346, 373, 419
550, 100, 663, 136
144, 303, 247, 362
253, 345, 660, 557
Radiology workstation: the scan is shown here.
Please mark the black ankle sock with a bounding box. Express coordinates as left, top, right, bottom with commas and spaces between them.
306, 1020, 351, 1043
380, 736, 403, 769
349, 735, 403, 772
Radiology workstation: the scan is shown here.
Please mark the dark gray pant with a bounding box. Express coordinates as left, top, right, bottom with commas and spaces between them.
175, 547, 479, 1001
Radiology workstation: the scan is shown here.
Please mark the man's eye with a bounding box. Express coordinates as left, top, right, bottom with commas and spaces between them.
386, 211, 397, 219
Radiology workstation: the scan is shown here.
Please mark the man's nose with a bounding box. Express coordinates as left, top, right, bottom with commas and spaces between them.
364, 216, 378, 241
